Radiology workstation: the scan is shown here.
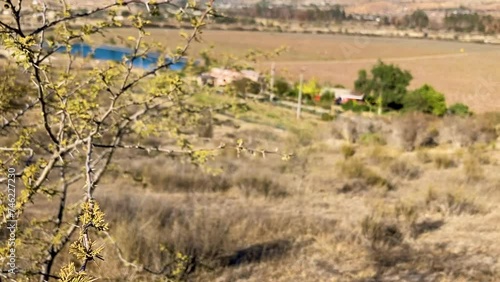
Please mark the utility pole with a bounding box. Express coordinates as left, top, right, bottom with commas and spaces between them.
296, 68, 304, 120
269, 62, 275, 102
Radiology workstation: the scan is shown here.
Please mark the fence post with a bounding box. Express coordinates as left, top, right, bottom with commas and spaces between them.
269, 62, 275, 102
297, 70, 304, 120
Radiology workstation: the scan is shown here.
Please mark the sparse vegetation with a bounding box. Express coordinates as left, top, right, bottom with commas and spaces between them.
390, 158, 421, 180
448, 102, 472, 117
1, 1, 500, 281
340, 143, 356, 159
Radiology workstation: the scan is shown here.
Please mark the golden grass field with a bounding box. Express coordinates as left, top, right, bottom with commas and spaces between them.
90, 99, 500, 281
4, 25, 500, 280
96, 28, 500, 113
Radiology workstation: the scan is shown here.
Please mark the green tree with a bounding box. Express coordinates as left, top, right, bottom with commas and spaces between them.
406, 9, 429, 29
300, 78, 322, 100
232, 77, 261, 94
403, 84, 447, 116
354, 61, 413, 113
274, 77, 291, 97
448, 102, 471, 117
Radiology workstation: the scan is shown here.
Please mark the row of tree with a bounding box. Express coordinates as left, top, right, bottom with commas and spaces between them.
225, 4, 347, 23
353, 61, 470, 116
262, 61, 470, 117
444, 13, 500, 33
218, 3, 500, 34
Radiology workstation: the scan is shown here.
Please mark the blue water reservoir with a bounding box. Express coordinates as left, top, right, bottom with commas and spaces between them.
51, 42, 187, 71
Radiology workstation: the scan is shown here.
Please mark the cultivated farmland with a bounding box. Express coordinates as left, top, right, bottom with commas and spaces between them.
97, 28, 500, 113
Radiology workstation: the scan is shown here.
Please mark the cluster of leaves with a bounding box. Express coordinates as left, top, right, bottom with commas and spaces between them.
355, 60, 413, 112
403, 84, 447, 116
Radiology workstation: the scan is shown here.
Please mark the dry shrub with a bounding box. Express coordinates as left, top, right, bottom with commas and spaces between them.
475, 112, 500, 142
390, 159, 421, 180
340, 143, 356, 160
367, 145, 395, 165
235, 176, 289, 198
416, 149, 432, 164
359, 132, 386, 146
467, 144, 492, 165
288, 125, 315, 146
236, 128, 281, 148
99, 193, 242, 277
97, 191, 336, 280
337, 159, 390, 189
360, 204, 449, 278
425, 189, 483, 216
339, 117, 358, 143
432, 153, 457, 169
197, 108, 214, 138
361, 214, 411, 269
143, 163, 232, 193
440, 114, 499, 147
338, 179, 369, 194
392, 112, 435, 151
125, 158, 292, 199
331, 125, 344, 140
463, 156, 484, 183
361, 216, 404, 248
247, 128, 281, 141
335, 114, 391, 144
371, 242, 497, 281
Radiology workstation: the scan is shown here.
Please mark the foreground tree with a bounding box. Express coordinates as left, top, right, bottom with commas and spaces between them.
0, 0, 288, 281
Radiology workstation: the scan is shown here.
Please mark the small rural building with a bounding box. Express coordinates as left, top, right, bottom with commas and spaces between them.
198, 68, 262, 87
322, 88, 364, 104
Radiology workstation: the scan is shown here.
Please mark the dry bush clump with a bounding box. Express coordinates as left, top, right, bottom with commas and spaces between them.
235, 176, 289, 199
118, 156, 294, 199
361, 216, 404, 249
95, 189, 338, 280
416, 149, 433, 164
336, 158, 391, 190
356, 203, 485, 281
475, 112, 500, 142
391, 112, 436, 151
432, 153, 458, 169
360, 210, 415, 271
390, 158, 422, 180
359, 132, 387, 146
439, 114, 500, 147
340, 143, 356, 160
463, 156, 484, 183
467, 144, 493, 165
334, 114, 392, 144
286, 125, 316, 147
366, 145, 397, 165
425, 188, 484, 216
140, 161, 233, 193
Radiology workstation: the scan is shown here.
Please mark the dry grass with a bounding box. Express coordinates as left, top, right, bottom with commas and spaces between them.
14, 82, 500, 281
80, 114, 500, 280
